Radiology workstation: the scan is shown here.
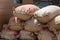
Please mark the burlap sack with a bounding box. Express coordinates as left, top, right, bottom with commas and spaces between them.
48, 15, 60, 33
56, 31, 60, 40
34, 5, 60, 24
19, 30, 36, 40
13, 4, 40, 21
37, 30, 54, 40
8, 17, 23, 31
24, 18, 42, 32
1, 28, 18, 40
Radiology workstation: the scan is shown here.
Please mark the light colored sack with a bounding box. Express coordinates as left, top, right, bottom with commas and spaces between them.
13, 4, 40, 21
48, 15, 60, 33
34, 5, 60, 23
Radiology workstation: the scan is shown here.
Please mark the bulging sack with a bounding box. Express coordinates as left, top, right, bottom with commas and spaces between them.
56, 31, 60, 40
48, 15, 60, 32
37, 30, 54, 40
13, 4, 40, 21
8, 17, 23, 31
1, 28, 18, 40
34, 5, 60, 23
24, 18, 42, 32
19, 30, 36, 40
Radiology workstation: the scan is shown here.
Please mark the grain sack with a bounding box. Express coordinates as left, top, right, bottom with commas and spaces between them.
1, 28, 18, 40
8, 23, 23, 31
34, 5, 60, 23
13, 4, 40, 21
48, 15, 60, 33
56, 31, 60, 40
19, 30, 36, 40
24, 18, 42, 32
8, 17, 23, 31
8, 17, 18, 24
37, 30, 54, 40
